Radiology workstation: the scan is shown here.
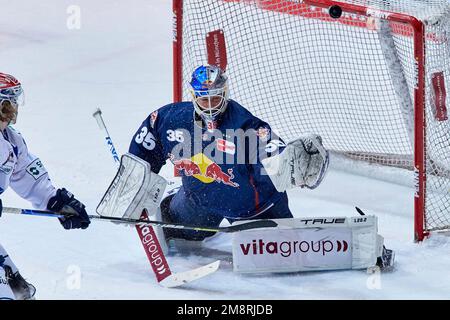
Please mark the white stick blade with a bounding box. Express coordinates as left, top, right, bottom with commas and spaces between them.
159, 260, 220, 288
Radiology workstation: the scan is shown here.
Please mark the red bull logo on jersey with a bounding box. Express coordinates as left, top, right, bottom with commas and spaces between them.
169, 153, 239, 188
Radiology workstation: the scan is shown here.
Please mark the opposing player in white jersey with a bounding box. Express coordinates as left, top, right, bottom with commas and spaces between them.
0, 73, 91, 300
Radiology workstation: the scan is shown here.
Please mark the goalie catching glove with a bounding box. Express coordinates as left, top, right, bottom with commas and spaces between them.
262, 134, 329, 192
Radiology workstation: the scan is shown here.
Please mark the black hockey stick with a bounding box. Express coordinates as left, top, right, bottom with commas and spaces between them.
2, 206, 279, 233
90, 213, 279, 233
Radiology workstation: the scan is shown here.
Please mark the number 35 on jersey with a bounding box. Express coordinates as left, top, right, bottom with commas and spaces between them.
134, 126, 157, 151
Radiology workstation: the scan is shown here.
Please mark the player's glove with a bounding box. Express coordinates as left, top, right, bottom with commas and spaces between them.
47, 188, 91, 230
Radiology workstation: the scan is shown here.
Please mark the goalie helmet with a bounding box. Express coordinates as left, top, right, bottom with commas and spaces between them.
0, 73, 25, 125
189, 65, 229, 124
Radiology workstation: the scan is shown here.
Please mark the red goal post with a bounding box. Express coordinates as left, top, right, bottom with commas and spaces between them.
172, 0, 450, 241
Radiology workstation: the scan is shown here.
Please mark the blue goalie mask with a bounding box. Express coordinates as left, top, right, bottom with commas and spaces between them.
189, 65, 229, 123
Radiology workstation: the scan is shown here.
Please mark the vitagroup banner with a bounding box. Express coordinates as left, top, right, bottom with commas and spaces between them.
232, 215, 382, 273
233, 227, 353, 273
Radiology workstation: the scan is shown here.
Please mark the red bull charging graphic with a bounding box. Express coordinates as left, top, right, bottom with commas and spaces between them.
170, 153, 239, 188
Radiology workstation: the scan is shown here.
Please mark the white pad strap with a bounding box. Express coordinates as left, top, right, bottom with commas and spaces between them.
96, 153, 167, 219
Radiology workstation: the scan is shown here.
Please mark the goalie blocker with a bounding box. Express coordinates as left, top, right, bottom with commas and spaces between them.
96, 153, 171, 255
96, 153, 167, 220
232, 215, 394, 273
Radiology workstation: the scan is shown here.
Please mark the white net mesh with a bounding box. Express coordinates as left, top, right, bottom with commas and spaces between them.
177, 0, 450, 235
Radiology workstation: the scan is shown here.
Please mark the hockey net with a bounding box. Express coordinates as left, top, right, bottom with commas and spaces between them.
173, 0, 450, 241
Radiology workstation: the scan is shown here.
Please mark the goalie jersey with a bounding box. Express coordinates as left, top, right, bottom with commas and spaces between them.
0, 126, 56, 209
129, 100, 290, 220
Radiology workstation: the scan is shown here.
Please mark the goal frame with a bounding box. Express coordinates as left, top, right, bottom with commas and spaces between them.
171, 0, 428, 241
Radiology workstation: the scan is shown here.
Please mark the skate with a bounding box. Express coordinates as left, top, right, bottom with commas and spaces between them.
4, 265, 36, 300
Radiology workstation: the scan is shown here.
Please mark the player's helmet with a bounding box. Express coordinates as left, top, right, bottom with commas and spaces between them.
189, 65, 229, 122
0, 73, 24, 124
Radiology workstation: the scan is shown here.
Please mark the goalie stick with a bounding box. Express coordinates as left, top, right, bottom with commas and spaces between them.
1, 205, 275, 287
92, 108, 220, 287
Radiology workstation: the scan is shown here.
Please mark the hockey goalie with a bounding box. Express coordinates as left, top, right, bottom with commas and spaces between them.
98, 65, 394, 274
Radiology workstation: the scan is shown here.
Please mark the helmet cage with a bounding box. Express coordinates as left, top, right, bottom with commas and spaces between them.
191, 85, 229, 120
189, 65, 230, 122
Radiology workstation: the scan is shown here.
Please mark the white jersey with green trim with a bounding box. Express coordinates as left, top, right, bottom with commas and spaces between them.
0, 126, 56, 209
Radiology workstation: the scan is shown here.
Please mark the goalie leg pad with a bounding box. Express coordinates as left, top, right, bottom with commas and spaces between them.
232, 215, 388, 273
167, 194, 222, 241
